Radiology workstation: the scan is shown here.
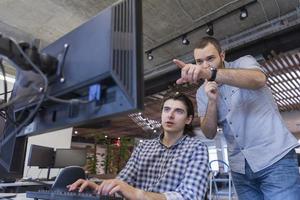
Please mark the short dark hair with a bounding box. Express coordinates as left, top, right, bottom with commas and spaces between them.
161, 92, 195, 136
196, 36, 222, 53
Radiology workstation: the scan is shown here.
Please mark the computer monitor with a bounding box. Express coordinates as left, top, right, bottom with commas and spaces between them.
27, 144, 55, 168
0, 0, 142, 177
54, 149, 87, 168
0, 109, 27, 179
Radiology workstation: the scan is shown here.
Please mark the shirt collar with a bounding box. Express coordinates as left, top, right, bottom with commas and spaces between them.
157, 133, 188, 149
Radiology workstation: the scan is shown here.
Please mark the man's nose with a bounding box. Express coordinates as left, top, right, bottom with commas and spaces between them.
168, 111, 175, 119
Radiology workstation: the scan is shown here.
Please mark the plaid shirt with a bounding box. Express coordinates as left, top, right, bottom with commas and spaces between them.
117, 134, 209, 200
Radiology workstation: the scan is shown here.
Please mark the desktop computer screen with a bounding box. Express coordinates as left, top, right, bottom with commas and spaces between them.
0, 0, 142, 177
54, 149, 87, 168
27, 144, 55, 168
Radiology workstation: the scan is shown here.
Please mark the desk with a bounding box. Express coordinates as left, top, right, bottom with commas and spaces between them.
0, 181, 53, 193
0, 193, 30, 200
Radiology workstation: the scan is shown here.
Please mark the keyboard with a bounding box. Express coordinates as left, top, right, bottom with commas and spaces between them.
26, 190, 123, 200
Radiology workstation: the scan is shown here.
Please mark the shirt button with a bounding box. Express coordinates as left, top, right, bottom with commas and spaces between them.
229, 122, 232, 125
224, 97, 227, 100
241, 147, 244, 150
228, 109, 231, 112
235, 135, 238, 138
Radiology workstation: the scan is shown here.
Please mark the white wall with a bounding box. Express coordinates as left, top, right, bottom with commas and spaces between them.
0, 75, 14, 99
23, 128, 73, 179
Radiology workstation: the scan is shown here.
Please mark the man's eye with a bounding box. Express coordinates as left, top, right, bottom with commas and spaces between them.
176, 110, 184, 114
207, 57, 214, 62
163, 107, 170, 112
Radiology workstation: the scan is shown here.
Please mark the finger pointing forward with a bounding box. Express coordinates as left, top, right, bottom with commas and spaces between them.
173, 59, 186, 68
173, 59, 187, 84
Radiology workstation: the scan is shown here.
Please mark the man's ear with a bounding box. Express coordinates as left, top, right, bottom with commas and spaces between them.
186, 115, 193, 125
220, 51, 225, 62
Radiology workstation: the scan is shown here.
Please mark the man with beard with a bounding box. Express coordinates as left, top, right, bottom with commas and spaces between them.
173, 36, 300, 200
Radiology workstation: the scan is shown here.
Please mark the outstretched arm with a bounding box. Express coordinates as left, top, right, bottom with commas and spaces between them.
173, 58, 266, 89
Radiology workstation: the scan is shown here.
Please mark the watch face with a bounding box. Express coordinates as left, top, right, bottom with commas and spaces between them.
209, 67, 217, 81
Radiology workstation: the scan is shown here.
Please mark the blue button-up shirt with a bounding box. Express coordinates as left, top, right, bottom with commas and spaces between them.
117, 134, 209, 200
197, 55, 299, 174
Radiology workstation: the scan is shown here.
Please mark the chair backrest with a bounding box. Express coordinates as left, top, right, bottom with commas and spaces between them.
52, 166, 85, 190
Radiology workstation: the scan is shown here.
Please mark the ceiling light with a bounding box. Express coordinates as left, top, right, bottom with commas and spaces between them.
206, 23, 214, 36
181, 35, 190, 45
146, 51, 153, 61
240, 7, 248, 20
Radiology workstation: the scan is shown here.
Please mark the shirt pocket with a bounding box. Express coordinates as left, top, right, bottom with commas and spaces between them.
230, 87, 256, 107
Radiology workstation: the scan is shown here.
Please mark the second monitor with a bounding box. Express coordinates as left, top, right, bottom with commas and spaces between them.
54, 149, 87, 168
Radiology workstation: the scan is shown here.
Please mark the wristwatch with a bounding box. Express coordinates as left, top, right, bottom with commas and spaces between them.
208, 67, 217, 81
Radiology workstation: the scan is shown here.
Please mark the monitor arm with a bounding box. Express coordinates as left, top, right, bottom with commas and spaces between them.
0, 34, 58, 76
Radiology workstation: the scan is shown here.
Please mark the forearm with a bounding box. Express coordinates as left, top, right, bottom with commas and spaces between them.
215, 68, 266, 89
201, 100, 218, 139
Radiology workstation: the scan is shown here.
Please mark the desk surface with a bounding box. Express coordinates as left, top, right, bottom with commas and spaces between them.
0, 181, 54, 188
0, 193, 32, 200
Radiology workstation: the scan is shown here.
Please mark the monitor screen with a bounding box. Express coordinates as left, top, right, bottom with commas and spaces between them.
27, 144, 55, 168
54, 149, 87, 168
0, 109, 27, 178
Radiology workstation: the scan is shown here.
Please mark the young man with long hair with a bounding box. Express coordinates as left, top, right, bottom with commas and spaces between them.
68, 92, 209, 200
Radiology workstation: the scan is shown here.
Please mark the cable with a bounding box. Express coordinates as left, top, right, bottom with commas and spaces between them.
176, 0, 194, 21
47, 95, 91, 104
273, 0, 281, 19
0, 90, 12, 96
0, 37, 49, 142
0, 91, 41, 110
257, 0, 270, 22
193, 0, 240, 22
0, 59, 8, 103
0, 111, 6, 120
0, 59, 15, 124
37, 169, 43, 179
